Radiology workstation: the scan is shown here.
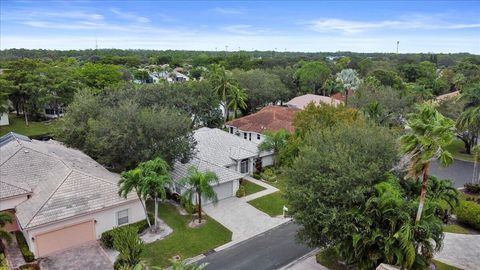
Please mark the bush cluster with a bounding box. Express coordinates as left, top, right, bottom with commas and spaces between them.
100, 219, 149, 249
465, 183, 480, 194
456, 200, 480, 230
260, 168, 276, 182
15, 232, 35, 262
236, 185, 246, 197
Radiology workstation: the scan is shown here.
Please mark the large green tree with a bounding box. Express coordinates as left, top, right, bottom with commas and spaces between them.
0, 212, 13, 245
295, 61, 331, 95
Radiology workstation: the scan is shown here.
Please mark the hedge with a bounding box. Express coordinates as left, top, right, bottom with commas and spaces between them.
100, 218, 150, 249
456, 200, 480, 230
15, 232, 35, 262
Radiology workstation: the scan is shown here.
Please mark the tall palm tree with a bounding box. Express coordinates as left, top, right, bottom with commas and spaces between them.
180, 166, 219, 223
119, 169, 152, 229
138, 158, 172, 232
0, 212, 13, 245
400, 103, 455, 223
207, 64, 238, 122
227, 85, 247, 119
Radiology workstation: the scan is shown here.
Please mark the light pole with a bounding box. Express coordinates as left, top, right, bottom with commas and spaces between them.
396, 41, 399, 54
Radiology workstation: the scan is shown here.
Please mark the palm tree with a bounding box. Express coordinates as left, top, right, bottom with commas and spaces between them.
180, 166, 219, 223
207, 64, 239, 122
119, 169, 152, 229
227, 85, 247, 119
400, 103, 455, 223
258, 129, 289, 166
138, 158, 172, 232
0, 212, 13, 245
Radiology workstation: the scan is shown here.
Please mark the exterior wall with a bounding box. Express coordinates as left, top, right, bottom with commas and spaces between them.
0, 113, 9, 126
225, 125, 264, 143
261, 154, 274, 167
24, 200, 145, 256
0, 195, 29, 211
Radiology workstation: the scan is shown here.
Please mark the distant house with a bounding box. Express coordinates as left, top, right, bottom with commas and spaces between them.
226, 105, 299, 142
286, 94, 343, 109
170, 127, 274, 203
0, 112, 8, 126
173, 72, 189, 82
0, 132, 145, 257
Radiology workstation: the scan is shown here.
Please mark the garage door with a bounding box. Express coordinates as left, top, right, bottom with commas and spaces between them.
204, 182, 233, 205
35, 220, 95, 257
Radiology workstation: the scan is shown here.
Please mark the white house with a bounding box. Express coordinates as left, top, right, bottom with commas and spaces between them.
0, 132, 145, 257
0, 112, 9, 126
169, 127, 274, 203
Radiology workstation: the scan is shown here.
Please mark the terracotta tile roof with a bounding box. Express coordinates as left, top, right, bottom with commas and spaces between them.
287, 94, 343, 109
226, 105, 299, 134
332, 90, 354, 102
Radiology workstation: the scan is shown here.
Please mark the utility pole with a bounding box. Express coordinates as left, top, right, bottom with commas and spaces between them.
396, 41, 399, 54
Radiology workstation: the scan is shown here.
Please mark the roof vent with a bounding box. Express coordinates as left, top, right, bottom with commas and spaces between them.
24, 150, 29, 153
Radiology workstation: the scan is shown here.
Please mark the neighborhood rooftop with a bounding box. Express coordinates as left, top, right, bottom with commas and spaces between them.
286, 94, 343, 109
0, 132, 137, 229
172, 157, 244, 185
226, 105, 299, 134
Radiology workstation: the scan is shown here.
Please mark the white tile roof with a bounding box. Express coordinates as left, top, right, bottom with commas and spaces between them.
0, 133, 137, 229
286, 94, 343, 109
193, 127, 260, 167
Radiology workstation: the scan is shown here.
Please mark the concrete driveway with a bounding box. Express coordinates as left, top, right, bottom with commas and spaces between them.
39, 241, 113, 270
203, 197, 288, 242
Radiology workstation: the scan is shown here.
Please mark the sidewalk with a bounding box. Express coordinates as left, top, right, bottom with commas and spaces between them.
434, 232, 480, 270
3, 237, 27, 270
279, 249, 328, 270
241, 176, 279, 202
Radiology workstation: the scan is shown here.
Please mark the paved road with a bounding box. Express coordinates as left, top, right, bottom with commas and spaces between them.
200, 222, 313, 270
430, 159, 474, 188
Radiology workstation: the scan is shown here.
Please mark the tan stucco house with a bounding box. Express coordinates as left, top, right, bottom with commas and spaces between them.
0, 132, 145, 257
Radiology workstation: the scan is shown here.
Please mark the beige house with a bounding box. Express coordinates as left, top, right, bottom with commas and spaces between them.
0, 132, 145, 257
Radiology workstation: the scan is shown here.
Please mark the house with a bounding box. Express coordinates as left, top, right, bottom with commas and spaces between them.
0, 112, 8, 126
0, 132, 145, 257
169, 127, 274, 203
286, 94, 343, 109
225, 105, 299, 142
173, 72, 189, 82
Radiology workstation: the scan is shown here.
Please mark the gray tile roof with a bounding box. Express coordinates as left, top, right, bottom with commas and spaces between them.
172, 158, 244, 185
0, 135, 137, 229
193, 127, 260, 167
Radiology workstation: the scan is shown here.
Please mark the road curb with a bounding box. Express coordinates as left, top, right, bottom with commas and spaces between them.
278, 248, 320, 270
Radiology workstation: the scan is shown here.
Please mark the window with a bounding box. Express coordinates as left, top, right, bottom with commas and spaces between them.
116, 209, 129, 226
240, 159, 249, 173
257, 134, 261, 140
249, 133, 251, 141
244, 133, 247, 139
230, 127, 233, 134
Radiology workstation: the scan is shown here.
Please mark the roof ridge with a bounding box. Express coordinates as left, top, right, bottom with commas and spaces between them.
0, 143, 23, 166
24, 169, 74, 228
0, 180, 32, 193
71, 169, 119, 186
22, 142, 75, 171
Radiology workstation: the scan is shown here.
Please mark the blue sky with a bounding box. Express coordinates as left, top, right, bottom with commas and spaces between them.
1, 0, 479, 53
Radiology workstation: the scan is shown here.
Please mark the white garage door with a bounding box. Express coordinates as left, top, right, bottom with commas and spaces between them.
203, 181, 233, 205
35, 220, 96, 257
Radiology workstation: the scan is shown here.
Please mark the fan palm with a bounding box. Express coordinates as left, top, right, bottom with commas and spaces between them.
137, 158, 172, 232
180, 166, 219, 223
227, 85, 247, 119
119, 169, 152, 229
400, 103, 455, 223
0, 212, 13, 245
258, 129, 289, 166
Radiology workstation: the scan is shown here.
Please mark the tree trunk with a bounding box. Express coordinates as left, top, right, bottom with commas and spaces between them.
465, 140, 472, 155
345, 89, 349, 107
415, 162, 430, 223
197, 192, 202, 223
23, 102, 29, 126
137, 194, 152, 229
153, 195, 159, 232
225, 104, 230, 123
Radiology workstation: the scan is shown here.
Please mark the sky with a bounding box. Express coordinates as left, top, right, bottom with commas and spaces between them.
1, 0, 479, 53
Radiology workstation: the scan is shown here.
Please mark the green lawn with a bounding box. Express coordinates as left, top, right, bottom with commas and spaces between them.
241, 180, 266, 196
143, 204, 232, 268
443, 224, 471, 234
0, 114, 61, 138
433, 260, 464, 270
248, 191, 287, 217
316, 247, 348, 270
446, 139, 474, 162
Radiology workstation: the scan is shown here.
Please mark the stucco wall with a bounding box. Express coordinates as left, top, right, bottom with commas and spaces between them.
0, 113, 9, 126
0, 195, 29, 211
24, 200, 145, 256
261, 155, 274, 167
225, 125, 264, 142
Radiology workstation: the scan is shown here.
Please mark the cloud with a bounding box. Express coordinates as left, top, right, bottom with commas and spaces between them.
222, 24, 256, 35
110, 8, 150, 23
212, 7, 244, 15
309, 16, 480, 34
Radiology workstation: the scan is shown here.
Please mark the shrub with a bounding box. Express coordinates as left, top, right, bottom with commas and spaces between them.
465, 183, 480, 194
112, 226, 144, 270
15, 232, 34, 262
260, 168, 276, 182
18, 263, 40, 270
236, 185, 246, 197
100, 219, 149, 249
456, 200, 480, 230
